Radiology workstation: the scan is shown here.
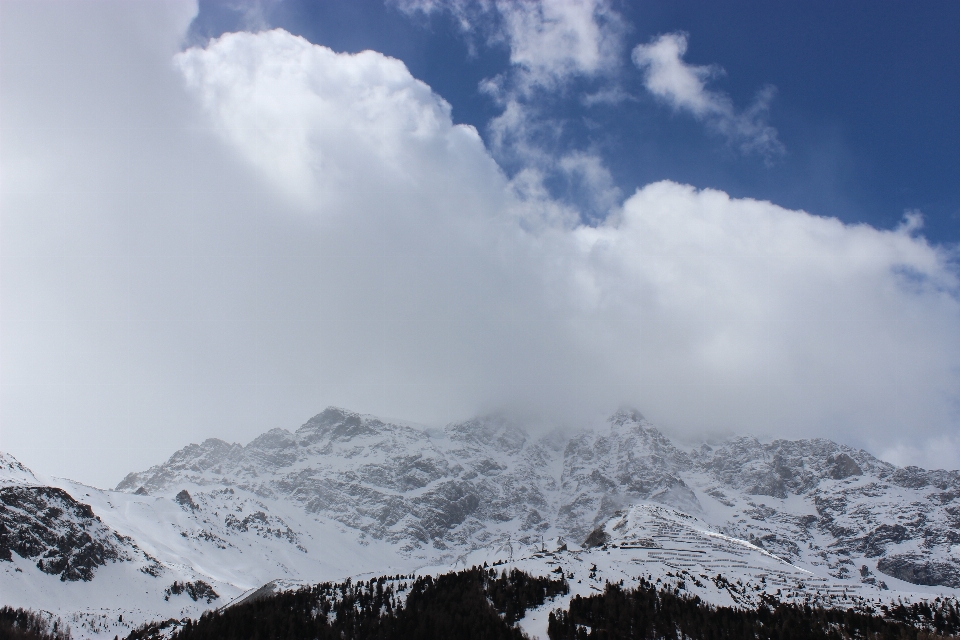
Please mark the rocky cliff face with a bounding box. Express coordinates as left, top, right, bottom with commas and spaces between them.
117, 408, 559, 551
0, 486, 131, 581
115, 407, 960, 589
691, 437, 960, 587
0, 451, 163, 583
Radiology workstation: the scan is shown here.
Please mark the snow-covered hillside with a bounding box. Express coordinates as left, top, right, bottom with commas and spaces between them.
463, 503, 958, 640
2, 408, 959, 638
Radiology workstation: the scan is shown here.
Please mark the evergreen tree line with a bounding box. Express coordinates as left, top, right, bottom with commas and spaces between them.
126, 567, 568, 640
0, 607, 70, 640
547, 579, 960, 640
122, 569, 960, 640
884, 600, 960, 635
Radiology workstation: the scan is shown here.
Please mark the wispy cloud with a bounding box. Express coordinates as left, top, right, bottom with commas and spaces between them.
581, 86, 635, 107
633, 32, 784, 159
396, 0, 624, 90
396, 0, 627, 220
493, 0, 625, 93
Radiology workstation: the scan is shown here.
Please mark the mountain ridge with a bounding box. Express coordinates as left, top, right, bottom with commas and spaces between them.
3, 406, 960, 638
112, 406, 960, 585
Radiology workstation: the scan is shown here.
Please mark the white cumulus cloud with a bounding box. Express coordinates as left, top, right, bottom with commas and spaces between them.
169, 28, 960, 467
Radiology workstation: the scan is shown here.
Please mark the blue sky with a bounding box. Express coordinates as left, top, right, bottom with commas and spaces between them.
190, 0, 960, 241
2, 0, 960, 486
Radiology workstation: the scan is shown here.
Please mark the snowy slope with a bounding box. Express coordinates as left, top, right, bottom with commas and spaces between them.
1, 458, 419, 637
3, 407, 959, 638
0, 452, 42, 487
472, 503, 960, 640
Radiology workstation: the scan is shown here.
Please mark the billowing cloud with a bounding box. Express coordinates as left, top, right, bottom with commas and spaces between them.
176, 29, 501, 210
633, 33, 783, 158
564, 184, 960, 448
2, 4, 959, 488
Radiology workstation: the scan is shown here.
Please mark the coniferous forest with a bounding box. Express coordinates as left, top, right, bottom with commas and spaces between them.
114, 568, 960, 640
0, 607, 71, 640
547, 579, 960, 640
126, 567, 568, 640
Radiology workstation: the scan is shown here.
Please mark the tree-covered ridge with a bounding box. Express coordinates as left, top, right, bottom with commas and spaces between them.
127, 567, 568, 640
548, 579, 960, 640
0, 607, 71, 640
124, 569, 960, 640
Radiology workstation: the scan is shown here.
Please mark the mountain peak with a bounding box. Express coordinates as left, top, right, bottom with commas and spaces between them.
609, 408, 646, 425
295, 406, 395, 445
300, 406, 358, 429
0, 451, 40, 487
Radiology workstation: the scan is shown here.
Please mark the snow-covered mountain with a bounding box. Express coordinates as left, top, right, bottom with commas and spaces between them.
2, 408, 959, 638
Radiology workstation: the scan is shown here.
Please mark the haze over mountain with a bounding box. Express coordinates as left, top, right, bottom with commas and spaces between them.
2, 1, 960, 490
